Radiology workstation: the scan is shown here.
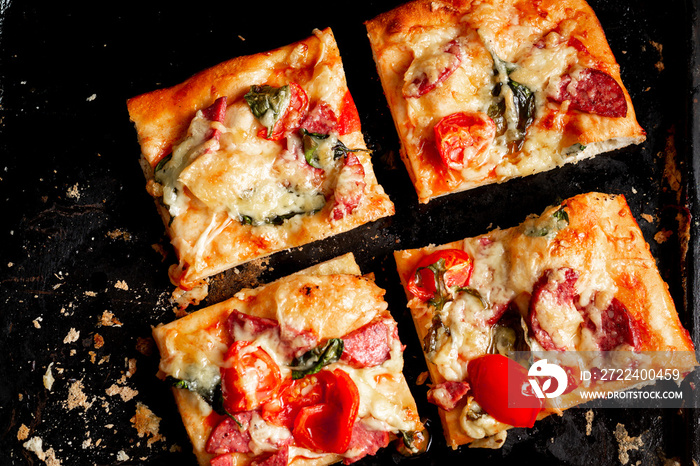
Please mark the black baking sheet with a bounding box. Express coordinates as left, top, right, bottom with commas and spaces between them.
1, 1, 698, 465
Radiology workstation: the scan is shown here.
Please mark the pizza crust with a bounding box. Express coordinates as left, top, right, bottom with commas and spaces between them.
153, 253, 421, 465
366, 0, 646, 203
128, 29, 394, 289
394, 192, 696, 448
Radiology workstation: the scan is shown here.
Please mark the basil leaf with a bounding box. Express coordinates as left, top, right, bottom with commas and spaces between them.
291, 338, 344, 379
244, 84, 291, 138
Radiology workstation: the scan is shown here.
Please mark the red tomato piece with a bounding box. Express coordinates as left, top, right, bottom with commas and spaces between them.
221, 341, 282, 413
337, 89, 361, 135
258, 82, 309, 140
292, 369, 360, 454
468, 354, 543, 428
434, 112, 496, 170
407, 249, 474, 301
261, 371, 330, 429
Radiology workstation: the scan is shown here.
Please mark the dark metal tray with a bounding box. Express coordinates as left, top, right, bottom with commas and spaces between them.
2, 1, 698, 465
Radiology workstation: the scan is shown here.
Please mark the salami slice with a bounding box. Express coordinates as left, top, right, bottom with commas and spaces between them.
426, 381, 470, 411
403, 39, 464, 98
205, 413, 253, 455
227, 309, 279, 340
300, 101, 338, 135
585, 297, 641, 351
528, 268, 581, 351
549, 68, 627, 118
341, 319, 393, 368
343, 421, 392, 464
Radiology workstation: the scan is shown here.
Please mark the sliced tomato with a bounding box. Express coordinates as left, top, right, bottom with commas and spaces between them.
434, 112, 496, 170
407, 249, 474, 301
258, 82, 309, 140
292, 369, 360, 454
468, 354, 543, 428
337, 89, 361, 135
261, 371, 330, 429
221, 341, 282, 413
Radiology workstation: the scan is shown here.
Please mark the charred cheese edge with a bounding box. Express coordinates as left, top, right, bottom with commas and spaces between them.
127, 28, 394, 289
394, 193, 696, 448
366, 0, 646, 203
152, 253, 422, 466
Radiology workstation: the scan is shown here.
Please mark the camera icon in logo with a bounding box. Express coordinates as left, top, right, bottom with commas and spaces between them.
528, 359, 568, 399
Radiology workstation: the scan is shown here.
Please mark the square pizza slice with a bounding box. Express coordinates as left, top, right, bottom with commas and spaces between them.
366, 0, 646, 203
152, 253, 425, 465
394, 192, 696, 448
127, 28, 394, 290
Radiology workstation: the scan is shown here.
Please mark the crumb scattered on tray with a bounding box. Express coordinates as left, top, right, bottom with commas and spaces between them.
99, 310, 122, 327
64, 379, 93, 411
114, 280, 129, 291
23, 436, 62, 466
614, 423, 644, 465
130, 402, 164, 447
654, 229, 673, 244
63, 328, 80, 344
585, 410, 594, 436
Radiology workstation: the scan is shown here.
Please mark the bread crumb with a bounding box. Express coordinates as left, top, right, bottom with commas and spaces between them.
106, 384, 138, 402
93, 333, 104, 349
107, 229, 132, 241
66, 183, 80, 200
585, 410, 594, 436
43, 363, 55, 391
654, 229, 673, 244
17, 424, 30, 441
23, 436, 62, 466
114, 280, 129, 291
64, 379, 93, 411
614, 423, 644, 465
33, 317, 42, 329
63, 328, 80, 344
116, 451, 130, 461
641, 213, 655, 223
84, 291, 97, 297
99, 310, 122, 327
130, 402, 164, 447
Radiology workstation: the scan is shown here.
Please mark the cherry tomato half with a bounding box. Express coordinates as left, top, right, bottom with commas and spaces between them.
292, 369, 360, 454
221, 341, 282, 413
434, 112, 496, 170
407, 249, 474, 301
468, 354, 543, 428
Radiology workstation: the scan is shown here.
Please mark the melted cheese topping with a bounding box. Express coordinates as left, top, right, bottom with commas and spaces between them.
156, 273, 420, 458
419, 203, 621, 381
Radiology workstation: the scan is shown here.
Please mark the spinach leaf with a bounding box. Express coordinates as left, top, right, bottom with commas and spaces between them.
291, 338, 344, 379
508, 79, 536, 150
244, 84, 291, 138
487, 97, 507, 136
301, 130, 328, 169
423, 315, 450, 354
165, 375, 220, 407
